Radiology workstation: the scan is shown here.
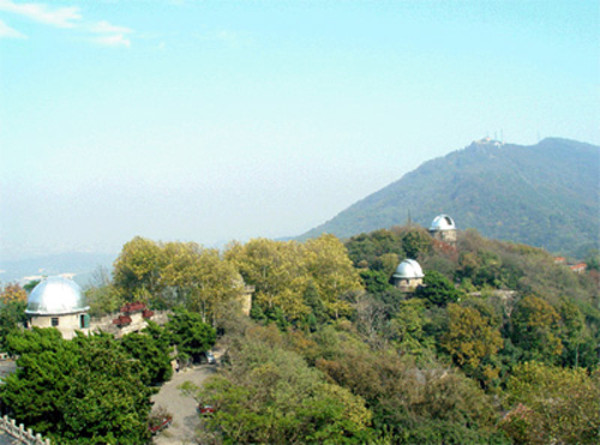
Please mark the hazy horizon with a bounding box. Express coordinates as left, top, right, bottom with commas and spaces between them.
1, 0, 598, 262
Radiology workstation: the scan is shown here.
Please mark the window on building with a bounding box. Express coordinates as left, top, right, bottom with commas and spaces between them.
51, 317, 59, 327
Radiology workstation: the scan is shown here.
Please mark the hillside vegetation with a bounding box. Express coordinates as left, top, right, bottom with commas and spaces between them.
1, 229, 599, 444
300, 138, 599, 258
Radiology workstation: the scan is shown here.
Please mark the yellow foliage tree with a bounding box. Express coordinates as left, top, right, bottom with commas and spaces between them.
0, 283, 27, 305
441, 303, 503, 387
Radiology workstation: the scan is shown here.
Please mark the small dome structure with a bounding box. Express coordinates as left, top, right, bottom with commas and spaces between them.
26, 276, 88, 315
430, 214, 456, 232
393, 259, 424, 279
392, 259, 424, 292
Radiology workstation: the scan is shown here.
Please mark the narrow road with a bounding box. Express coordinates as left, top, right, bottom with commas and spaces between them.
151, 364, 216, 445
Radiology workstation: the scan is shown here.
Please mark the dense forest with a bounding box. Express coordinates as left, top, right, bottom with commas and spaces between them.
0, 226, 599, 444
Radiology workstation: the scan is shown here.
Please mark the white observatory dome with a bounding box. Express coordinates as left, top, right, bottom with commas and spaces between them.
25, 276, 89, 315
430, 214, 456, 231
393, 259, 424, 279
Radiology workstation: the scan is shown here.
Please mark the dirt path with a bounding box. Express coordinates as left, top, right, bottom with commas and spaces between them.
151, 364, 216, 445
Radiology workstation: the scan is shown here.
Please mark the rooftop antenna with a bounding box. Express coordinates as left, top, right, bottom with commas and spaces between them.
407, 209, 412, 226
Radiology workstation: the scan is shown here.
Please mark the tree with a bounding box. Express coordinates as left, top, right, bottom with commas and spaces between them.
226, 238, 311, 322
121, 331, 173, 386
304, 234, 363, 319
441, 304, 503, 387
557, 298, 597, 369
389, 299, 435, 357
509, 296, 563, 363
113, 236, 165, 303
501, 361, 600, 444
0, 300, 28, 349
166, 308, 216, 362
415, 270, 462, 307
399, 227, 432, 259
194, 327, 372, 444
1, 330, 153, 445
161, 242, 245, 325
0, 282, 27, 305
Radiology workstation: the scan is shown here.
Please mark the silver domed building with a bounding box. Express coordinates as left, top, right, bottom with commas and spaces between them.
26, 276, 90, 339
429, 214, 457, 245
393, 259, 424, 292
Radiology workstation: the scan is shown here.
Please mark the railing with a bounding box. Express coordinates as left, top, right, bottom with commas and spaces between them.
0, 415, 51, 445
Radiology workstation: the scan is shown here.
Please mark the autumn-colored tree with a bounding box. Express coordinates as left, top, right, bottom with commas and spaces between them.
113, 236, 165, 302
441, 303, 503, 387
304, 234, 363, 319
0, 282, 27, 305
226, 238, 310, 320
161, 242, 244, 325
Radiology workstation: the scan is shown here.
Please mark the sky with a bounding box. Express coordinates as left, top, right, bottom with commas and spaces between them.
0, 0, 598, 261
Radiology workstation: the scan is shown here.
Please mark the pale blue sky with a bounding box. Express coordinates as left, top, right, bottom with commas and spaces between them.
0, 0, 598, 260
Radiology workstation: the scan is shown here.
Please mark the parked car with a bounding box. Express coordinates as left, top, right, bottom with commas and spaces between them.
206, 351, 216, 364
198, 404, 215, 415
149, 416, 172, 434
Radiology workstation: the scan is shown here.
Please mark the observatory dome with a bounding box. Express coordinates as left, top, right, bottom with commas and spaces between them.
430, 214, 456, 232
26, 276, 89, 315
393, 259, 424, 279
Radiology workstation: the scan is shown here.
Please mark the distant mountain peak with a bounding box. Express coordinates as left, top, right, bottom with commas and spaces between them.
299, 138, 599, 257
472, 137, 504, 147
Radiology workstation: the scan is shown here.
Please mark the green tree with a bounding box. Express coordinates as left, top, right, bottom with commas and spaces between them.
194, 327, 372, 444
0, 300, 27, 349
389, 299, 434, 357
501, 361, 600, 444
400, 227, 432, 259
1, 330, 153, 445
121, 331, 173, 385
166, 308, 216, 362
509, 296, 563, 363
415, 270, 462, 307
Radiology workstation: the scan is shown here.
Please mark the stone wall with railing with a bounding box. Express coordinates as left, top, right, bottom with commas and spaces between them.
0, 415, 51, 445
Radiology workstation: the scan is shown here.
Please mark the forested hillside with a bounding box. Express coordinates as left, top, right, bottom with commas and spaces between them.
1, 230, 599, 444
300, 138, 599, 258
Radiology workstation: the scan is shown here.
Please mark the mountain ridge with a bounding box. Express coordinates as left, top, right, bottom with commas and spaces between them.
299, 138, 599, 257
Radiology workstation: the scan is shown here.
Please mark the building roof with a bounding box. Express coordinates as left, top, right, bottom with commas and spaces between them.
393, 259, 424, 279
430, 214, 456, 231
25, 276, 89, 315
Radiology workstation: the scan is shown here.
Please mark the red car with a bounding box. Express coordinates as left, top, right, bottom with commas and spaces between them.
149, 416, 172, 434
198, 404, 215, 415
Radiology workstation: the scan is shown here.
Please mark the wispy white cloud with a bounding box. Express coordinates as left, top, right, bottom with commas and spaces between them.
0, 0, 81, 28
89, 20, 132, 35
0, 1, 133, 48
93, 33, 130, 48
0, 18, 26, 38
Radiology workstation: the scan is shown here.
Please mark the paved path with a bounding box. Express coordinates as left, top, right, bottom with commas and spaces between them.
151, 365, 216, 445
